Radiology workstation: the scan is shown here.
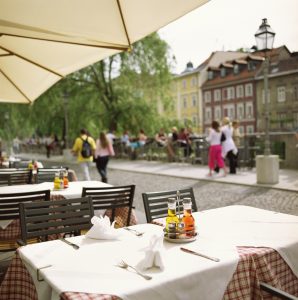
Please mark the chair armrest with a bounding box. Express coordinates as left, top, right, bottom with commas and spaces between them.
260, 282, 298, 300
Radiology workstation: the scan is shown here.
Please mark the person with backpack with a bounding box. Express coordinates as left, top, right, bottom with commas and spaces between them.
71, 128, 96, 180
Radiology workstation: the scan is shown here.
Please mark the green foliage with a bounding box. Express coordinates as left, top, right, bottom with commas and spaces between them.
0, 33, 174, 146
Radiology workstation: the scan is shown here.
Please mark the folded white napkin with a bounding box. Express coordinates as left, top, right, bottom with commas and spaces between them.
85, 216, 122, 240
136, 233, 164, 271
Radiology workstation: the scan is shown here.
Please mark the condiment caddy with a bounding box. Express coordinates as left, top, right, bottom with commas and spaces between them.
164, 191, 197, 243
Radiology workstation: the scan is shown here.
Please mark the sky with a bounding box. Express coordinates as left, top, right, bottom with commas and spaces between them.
158, 0, 298, 74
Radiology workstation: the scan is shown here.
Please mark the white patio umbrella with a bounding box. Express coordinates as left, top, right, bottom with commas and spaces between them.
0, 0, 209, 104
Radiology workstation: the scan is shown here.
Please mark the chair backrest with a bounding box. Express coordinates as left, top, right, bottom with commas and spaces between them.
19, 196, 94, 245
142, 187, 197, 223
82, 185, 135, 226
0, 190, 51, 221
0, 170, 32, 186
36, 168, 66, 183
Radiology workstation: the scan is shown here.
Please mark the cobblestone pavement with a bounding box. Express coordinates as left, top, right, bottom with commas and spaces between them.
44, 160, 298, 224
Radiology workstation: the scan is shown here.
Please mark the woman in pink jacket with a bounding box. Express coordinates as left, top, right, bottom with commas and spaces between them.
94, 132, 115, 183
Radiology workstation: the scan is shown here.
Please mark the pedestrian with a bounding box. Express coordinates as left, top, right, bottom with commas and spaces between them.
221, 117, 238, 174
71, 128, 96, 181
232, 120, 243, 169
206, 120, 227, 177
94, 131, 115, 183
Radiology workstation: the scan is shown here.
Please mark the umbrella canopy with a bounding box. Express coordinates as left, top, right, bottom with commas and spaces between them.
0, 0, 209, 104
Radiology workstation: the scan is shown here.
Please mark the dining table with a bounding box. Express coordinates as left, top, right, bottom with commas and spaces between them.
0, 181, 137, 243
0, 205, 297, 300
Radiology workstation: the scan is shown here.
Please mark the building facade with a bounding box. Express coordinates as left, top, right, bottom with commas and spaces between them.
255, 51, 298, 132
168, 51, 245, 133
201, 46, 296, 134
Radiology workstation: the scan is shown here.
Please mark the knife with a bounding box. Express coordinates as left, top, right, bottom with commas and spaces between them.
60, 237, 80, 250
180, 247, 220, 262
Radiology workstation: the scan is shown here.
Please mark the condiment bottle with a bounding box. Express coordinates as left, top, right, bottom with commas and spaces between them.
54, 171, 61, 190
182, 198, 195, 236
63, 169, 69, 188
59, 169, 64, 189
166, 197, 179, 232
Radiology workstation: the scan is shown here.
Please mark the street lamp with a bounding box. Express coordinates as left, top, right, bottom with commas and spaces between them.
255, 18, 275, 155
254, 18, 279, 184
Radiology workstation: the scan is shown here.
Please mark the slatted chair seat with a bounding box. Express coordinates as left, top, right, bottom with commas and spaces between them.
142, 187, 197, 223
82, 185, 135, 227
19, 197, 94, 245
0, 190, 51, 252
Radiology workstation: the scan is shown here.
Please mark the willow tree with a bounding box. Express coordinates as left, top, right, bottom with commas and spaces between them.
69, 32, 174, 135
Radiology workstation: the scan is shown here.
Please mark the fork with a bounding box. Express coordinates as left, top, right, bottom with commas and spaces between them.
116, 260, 152, 280
123, 227, 144, 236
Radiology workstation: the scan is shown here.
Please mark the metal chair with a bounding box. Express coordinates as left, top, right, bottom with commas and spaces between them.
260, 282, 298, 300
36, 168, 65, 183
82, 185, 135, 227
0, 170, 32, 186
19, 197, 94, 245
0, 190, 51, 252
142, 187, 197, 223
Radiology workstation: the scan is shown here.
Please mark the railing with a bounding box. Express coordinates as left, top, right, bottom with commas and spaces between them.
5, 132, 297, 170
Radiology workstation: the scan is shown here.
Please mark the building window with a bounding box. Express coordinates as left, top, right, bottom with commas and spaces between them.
192, 94, 197, 107
204, 91, 211, 103
183, 96, 187, 108
246, 125, 254, 134
215, 106, 221, 120
245, 83, 253, 97
205, 108, 212, 123
277, 86, 286, 102
237, 104, 244, 120
214, 89, 221, 101
230, 107, 235, 119
220, 68, 226, 77
233, 64, 239, 75
236, 85, 244, 98
191, 77, 197, 86
208, 71, 213, 80
228, 87, 235, 99
248, 61, 256, 71
262, 89, 271, 104
192, 115, 197, 126
182, 80, 186, 89
246, 102, 253, 119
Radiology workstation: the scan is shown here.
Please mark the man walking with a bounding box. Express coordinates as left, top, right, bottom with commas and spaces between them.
71, 128, 96, 180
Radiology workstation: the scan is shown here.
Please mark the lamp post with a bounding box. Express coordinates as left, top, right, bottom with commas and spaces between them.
254, 18, 279, 184
255, 18, 275, 155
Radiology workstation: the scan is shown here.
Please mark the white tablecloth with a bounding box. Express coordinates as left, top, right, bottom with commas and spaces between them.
16, 205, 298, 300
19, 223, 239, 300
196, 205, 298, 277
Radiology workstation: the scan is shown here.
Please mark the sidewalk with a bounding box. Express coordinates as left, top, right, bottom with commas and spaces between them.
18, 153, 298, 192
108, 160, 298, 192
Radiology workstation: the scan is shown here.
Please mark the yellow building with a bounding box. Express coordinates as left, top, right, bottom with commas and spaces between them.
168, 51, 246, 134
